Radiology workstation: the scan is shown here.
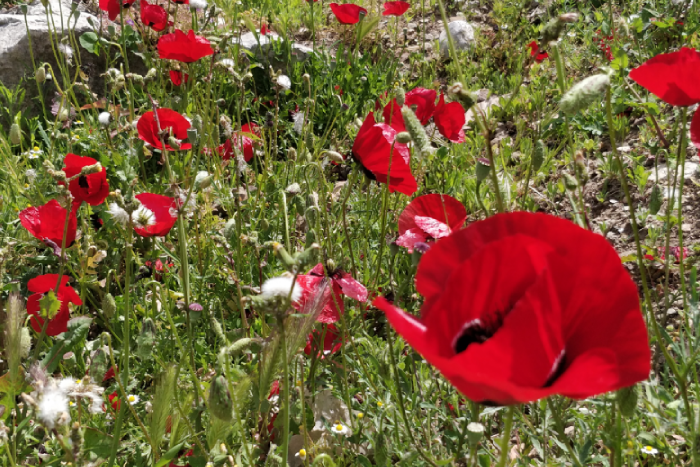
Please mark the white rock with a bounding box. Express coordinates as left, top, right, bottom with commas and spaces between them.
0, 0, 99, 88
439, 21, 475, 57
648, 161, 699, 183
233, 32, 314, 63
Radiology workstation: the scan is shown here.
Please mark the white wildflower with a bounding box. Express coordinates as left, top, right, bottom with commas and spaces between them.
261, 276, 302, 302
330, 422, 350, 436
126, 394, 140, 405
641, 445, 658, 455
98, 112, 112, 126
295, 449, 307, 461
219, 58, 235, 68
293, 111, 305, 134
66, 379, 105, 414
189, 0, 207, 9
26, 146, 43, 159
276, 74, 291, 91
131, 205, 156, 229
26, 169, 37, 182
108, 203, 129, 226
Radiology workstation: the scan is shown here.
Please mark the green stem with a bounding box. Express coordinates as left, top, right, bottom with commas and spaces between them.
279, 315, 291, 466
495, 406, 514, 467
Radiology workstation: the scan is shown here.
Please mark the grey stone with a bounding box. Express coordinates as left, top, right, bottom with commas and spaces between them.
233, 31, 314, 63
0, 0, 100, 89
439, 20, 475, 57
648, 161, 699, 183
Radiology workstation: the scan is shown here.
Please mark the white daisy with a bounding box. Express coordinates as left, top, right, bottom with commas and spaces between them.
641, 445, 658, 455
126, 394, 140, 405
330, 422, 350, 436
295, 448, 307, 460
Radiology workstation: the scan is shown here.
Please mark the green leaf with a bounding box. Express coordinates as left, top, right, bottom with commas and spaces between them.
39, 290, 61, 320
357, 16, 380, 43
650, 184, 662, 215
84, 427, 114, 458
611, 48, 629, 71
41, 317, 92, 373
79, 32, 100, 55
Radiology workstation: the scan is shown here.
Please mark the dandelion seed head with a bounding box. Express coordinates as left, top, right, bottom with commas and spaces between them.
261, 276, 302, 302
131, 205, 156, 229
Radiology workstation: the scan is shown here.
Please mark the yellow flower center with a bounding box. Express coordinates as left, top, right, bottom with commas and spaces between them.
128, 396, 136, 402
298, 449, 306, 457
335, 424, 343, 431
33, 146, 39, 151
357, 412, 364, 419
377, 401, 384, 407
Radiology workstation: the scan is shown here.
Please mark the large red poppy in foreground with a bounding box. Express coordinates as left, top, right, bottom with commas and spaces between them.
629, 47, 700, 148
396, 194, 467, 252
157, 29, 214, 63
329, 3, 367, 24
352, 113, 417, 196
137, 108, 192, 151
295, 263, 367, 323
62, 153, 109, 206
374, 212, 650, 405
20, 199, 77, 248
26, 274, 82, 336
133, 193, 177, 237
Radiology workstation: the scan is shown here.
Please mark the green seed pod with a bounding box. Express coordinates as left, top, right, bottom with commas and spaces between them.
88, 348, 109, 382
466, 422, 485, 447
35, 66, 46, 84
287, 148, 297, 161
208, 374, 233, 421
167, 136, 181, 150
305, 207, 317, 226
260, 219, 270, 231
401, 106, 431, 157
395, 87, 406, 107
396, 132, 412, 144
9, 123, 21, 145
560, 74, 610, 116
102, 293, 116, 320
532, 140, 545, 172
617, 385, 638, 417
563, 173, 578, 190
137, 318, 156, 359
305, 228, 317, 248
475, 158, 491, 182
541, 17, 565, 44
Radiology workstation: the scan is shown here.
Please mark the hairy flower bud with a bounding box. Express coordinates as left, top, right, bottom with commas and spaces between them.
448, 82, 477, 110
559, 74, 610, 116
401, 106, 431, 157
395, 87, 406, 107
326, 151, 344, 164
209, 375, 233, 421
35, 66, 46, 84
137, 318, 156, 359
563, 172, 578, 190
396, 132, 412, 144
9, 123, 21, 145
102, 293, 116, 319
616, 385, 638, 417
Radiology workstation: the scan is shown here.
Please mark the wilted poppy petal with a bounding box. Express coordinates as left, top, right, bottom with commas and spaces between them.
335, 272, 368, 302
20, 200, 78, 248
396, 228, 429, 253
398, 194, 467, 249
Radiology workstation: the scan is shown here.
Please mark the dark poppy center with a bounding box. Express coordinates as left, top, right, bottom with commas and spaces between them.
453, 320, 494, 354
543, 350, 567, 387
78, 175, 89, 189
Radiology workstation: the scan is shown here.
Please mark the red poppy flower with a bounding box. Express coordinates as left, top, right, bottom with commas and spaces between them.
434, 94, 466, 143
99, 0, 135, 21
629, 48, 700, 107
133, 193, 177, 237
304, 324, 343, 358
20, 199, 78, 248
396, 194, 467, 252
382, 87, 438, 130
352, 112, 417, 196
527, 41, 548, 62
169, 70, 189, 86
382, 1, 410, 16
157, 29, 214, 63
295, 263, 368, 323
374, 212, 650, 405
260, 23, 270, 35
137, 108, 192, 151
103, 365, 117, 382
140, 0, 168, 31
329, 3, 367, 24
630, 48, 700, 148
26, 274, 82, 336
108, 391, 120, 411
61, 154, 110, 206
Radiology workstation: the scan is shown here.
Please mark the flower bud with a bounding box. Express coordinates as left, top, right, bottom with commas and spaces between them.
305, 130, 315, 151
9, 123, 21, 145
541, 17, 565, 43
195, 171, 212, 190
144, 68, 158, 83
326, 151, 344, 164
559, 74, 610, 116
616, 385, 638, 417
532, 139, 545, 172
287, 148, 297, 161
102, 293, 116, 319
209, 374, 233, 421
563, 173, 578, 190
401, 106, 431, 157
167, 136, 181, 150
396, 132, 412, 144
395, 87, 406, 107
137, 318, 156, 359
35, 66, 46, 84
574, 150, 588, 185
448, 82, 477, 110
20, 327, 32, 359
475, 158, 491, 182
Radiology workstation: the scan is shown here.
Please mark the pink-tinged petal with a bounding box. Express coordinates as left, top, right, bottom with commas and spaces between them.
396, 228, 429, 253
335, 273, 368, 302
414, 215, 451, 239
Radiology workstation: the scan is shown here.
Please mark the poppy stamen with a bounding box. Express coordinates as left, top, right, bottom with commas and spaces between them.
453, 319, 493, 354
